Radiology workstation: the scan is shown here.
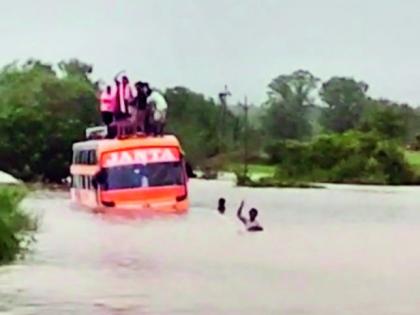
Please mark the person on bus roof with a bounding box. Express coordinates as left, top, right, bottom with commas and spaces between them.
147, 88, 168, 136
99, 85, 116, 126
114, 75, 135, 120
132, 81, 149, 133
237, 200, 263, 232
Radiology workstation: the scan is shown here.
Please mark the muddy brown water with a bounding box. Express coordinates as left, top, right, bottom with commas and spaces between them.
1, 180, 420, 314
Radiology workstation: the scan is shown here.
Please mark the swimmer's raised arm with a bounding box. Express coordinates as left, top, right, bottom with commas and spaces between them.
237, 200, 247, 224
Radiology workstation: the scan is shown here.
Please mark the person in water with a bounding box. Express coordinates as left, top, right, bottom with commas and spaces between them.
237, 200, 263, 232
217, 198, 226, 214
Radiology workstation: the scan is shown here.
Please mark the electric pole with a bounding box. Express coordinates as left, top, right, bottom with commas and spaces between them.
240, 96, 249, 178
218, 85, 231, 150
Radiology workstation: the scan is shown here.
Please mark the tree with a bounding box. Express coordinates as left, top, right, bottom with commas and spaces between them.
262, 70, 319, 140
58, 59, 93, 81
320, 77, 368, 133
164, 87, 240, 167
360, 99, 406, 140
0, 59, 98, 182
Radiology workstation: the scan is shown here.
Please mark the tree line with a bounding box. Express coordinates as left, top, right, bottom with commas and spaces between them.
0, 60, 417, 183
262, 70, 420, 143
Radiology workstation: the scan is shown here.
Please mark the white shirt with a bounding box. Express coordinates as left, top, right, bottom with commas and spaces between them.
147, 90, 168, 112
239, 218, 263, 232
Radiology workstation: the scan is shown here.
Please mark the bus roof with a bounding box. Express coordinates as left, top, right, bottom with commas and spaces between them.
73, 135, 182, 152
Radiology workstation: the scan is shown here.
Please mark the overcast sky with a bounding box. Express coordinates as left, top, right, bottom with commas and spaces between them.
0, 0, 419, 105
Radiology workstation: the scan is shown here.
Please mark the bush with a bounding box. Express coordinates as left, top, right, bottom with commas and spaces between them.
265, 131, 417, 185
0, 186, 36, 264
374, 141, 413, 184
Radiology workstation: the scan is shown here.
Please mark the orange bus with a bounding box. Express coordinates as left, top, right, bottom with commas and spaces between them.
70, 134, 189, 216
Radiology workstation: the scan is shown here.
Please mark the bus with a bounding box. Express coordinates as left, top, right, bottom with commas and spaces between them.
70, 134, 189, 215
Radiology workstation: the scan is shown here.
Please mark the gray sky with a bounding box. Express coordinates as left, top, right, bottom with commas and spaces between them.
1, 0, 419, 105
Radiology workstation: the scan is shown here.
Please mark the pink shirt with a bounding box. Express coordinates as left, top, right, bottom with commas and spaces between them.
122, 84, 135, 101
100, 90, 116, 112
117, 83, 136, 113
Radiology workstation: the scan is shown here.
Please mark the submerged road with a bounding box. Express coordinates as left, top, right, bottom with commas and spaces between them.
1, 180, 420, 314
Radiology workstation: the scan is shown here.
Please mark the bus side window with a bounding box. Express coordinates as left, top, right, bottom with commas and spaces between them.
91, 151, 97, 165
83, 175, 87, 189
88, 150, 96, 165
81, 151, 87, 165
76, 151, 82, 164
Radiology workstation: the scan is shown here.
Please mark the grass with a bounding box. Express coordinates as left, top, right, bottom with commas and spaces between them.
249, 150, 420, 179
229, 163, 276, 178
405, 150, 420, 174
237, 177, 323, 189
231, 149, 420, 188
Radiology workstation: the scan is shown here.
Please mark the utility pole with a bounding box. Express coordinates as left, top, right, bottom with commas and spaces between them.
240, 96, 249, 178
218, 85, 231, 150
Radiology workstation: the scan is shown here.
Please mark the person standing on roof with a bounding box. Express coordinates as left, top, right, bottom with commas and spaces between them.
147, 88, 168, 136
132, 81, 149, 133
114, 75, 135, 121
99, 85, 116, 126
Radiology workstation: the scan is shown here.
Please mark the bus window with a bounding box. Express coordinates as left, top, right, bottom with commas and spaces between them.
89, 150, 97, 165
84, 152, 88, 165
76, 151, 82, 164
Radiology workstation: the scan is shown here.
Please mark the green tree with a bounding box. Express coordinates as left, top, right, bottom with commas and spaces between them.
320, 77, 368, 133
360, 99, 406, 139
165, 87, 239, 167
58, 59, 93, 81
0, 59, 98, 182
262, 70, 319, 140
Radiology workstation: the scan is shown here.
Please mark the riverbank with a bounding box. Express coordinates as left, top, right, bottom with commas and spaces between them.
226, 149, 420, 188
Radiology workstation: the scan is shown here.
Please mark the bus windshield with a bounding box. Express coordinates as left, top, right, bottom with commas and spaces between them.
101, 161, 184, 191
98, 147, 184, 191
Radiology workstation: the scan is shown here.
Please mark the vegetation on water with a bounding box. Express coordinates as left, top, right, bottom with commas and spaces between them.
0, 186, 36, 264
0, 59, 420, 186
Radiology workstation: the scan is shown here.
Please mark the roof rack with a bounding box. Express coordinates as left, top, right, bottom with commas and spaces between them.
86, 126, 108, 140
85, 121, 145, 140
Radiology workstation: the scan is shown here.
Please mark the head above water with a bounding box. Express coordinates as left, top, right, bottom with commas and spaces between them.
249, 208, 258, 221
122, 76, 129, 85
217, 198, 226, 214
106, 85, 112, 93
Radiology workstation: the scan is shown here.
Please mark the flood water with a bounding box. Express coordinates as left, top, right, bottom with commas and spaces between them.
2, 179, 420, 314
